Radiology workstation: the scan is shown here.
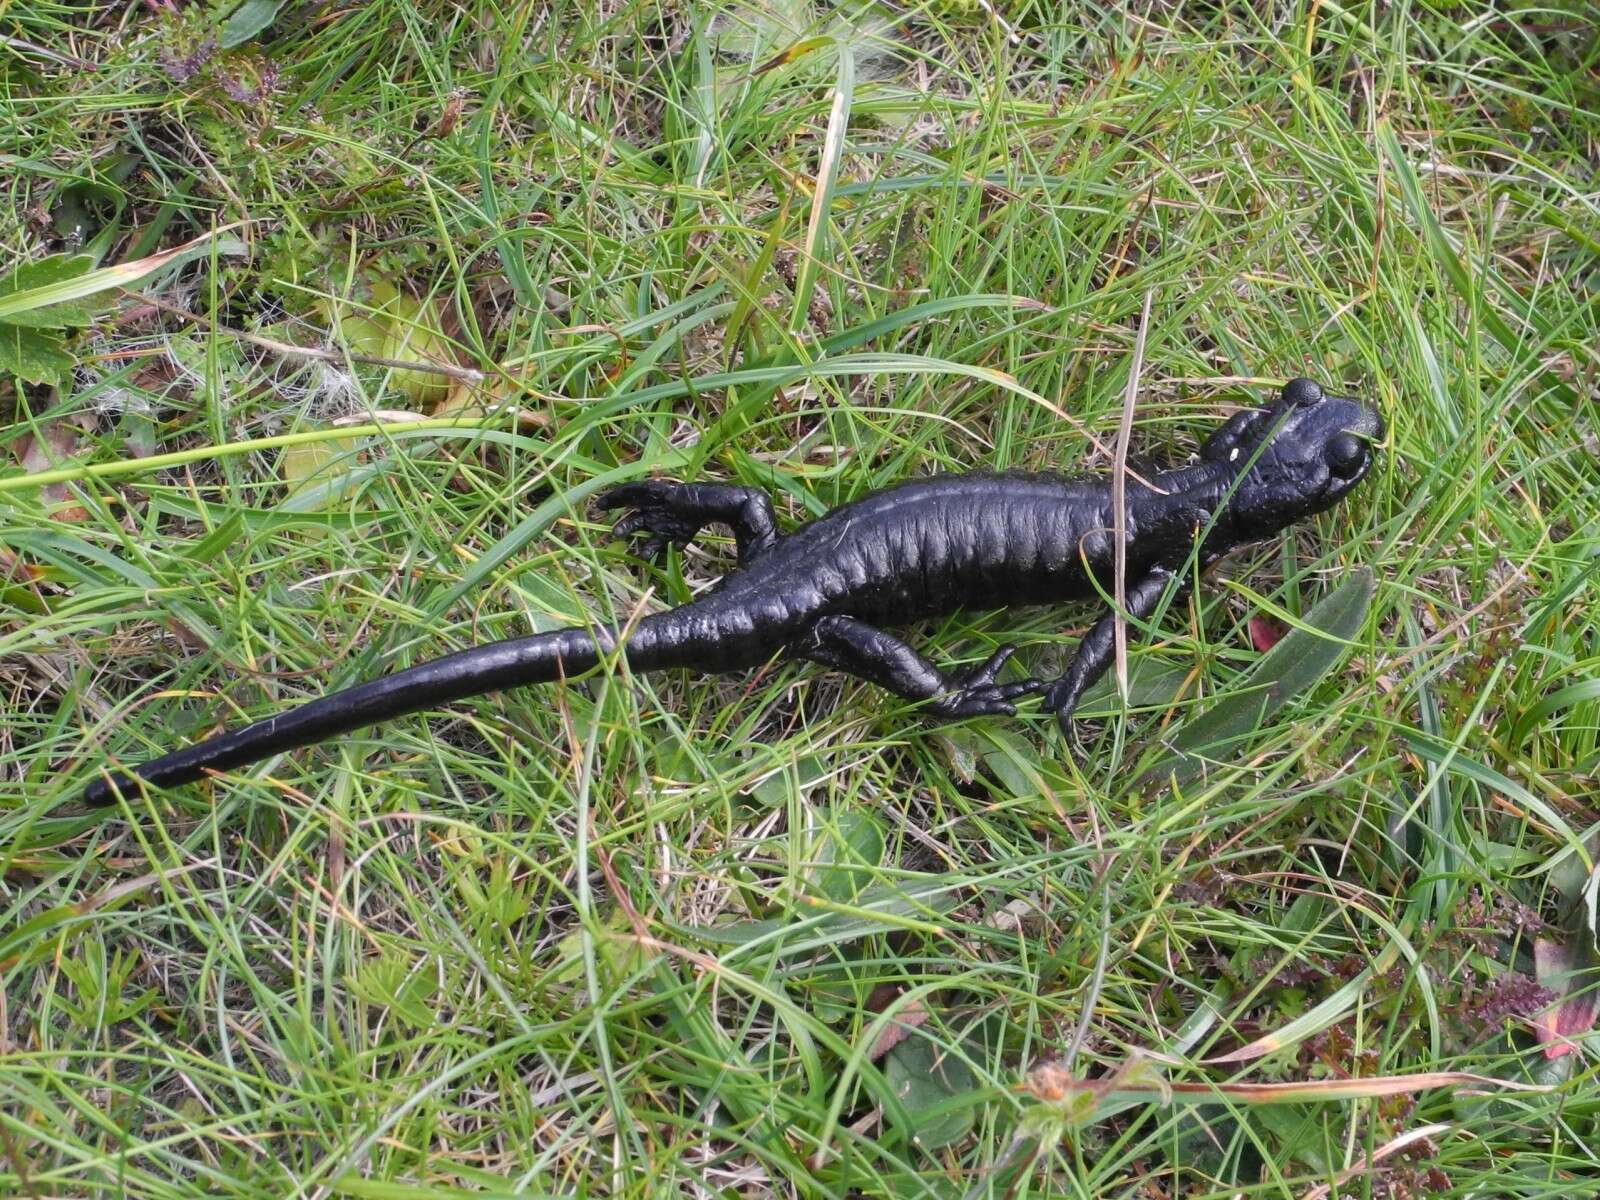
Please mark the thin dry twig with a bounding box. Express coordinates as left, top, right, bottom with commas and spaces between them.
1299, 1122, 1455, 1200
0, 33, 97, 70
1112, 289, 1154, 703
1062, 774, 1110, 1072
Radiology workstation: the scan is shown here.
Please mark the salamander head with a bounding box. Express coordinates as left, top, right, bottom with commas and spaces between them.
1202, 378, 1383, 537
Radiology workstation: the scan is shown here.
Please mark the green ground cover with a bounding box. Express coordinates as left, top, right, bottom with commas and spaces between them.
1, 2, 1597, 1195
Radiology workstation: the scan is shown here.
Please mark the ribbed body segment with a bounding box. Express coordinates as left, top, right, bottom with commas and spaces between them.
709, 475, 1118, 624
744, 472, 1211, 620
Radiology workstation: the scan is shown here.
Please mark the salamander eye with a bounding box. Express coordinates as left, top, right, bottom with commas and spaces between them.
1281, 377, 1324, 407
1327, 432, 1366, 479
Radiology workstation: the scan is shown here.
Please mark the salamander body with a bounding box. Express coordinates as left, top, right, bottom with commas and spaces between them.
84, 378, 1381, 805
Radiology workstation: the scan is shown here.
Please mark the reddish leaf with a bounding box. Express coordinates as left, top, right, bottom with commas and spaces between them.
1248, 614, 1287, 652
1533, 937, 1600, 1059
0, 547, 44, 585
866, 996, 928, 1062
12, 418, 91, 520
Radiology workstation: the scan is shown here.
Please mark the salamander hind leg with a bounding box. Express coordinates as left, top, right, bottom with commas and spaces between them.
595, 480, 779, 564
802, 616, 1044, 719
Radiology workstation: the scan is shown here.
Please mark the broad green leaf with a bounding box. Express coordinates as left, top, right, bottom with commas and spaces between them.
0, 321, 75, 384
967, 727, 1040, 797
948, 725, 1074, 804
750, 754, 829, 810
178, 512, 246, 562
548, 909, 650, 987
808, 808, 886, 903
1075, 662, 1193, 718
281, 435, 363, 510
0, 903, 84, 967
329, 281, 456, 405
1146, 568, 1374, 786
220, 0, 285, 48
0, 254, 95, 328
0, 226, 246, 322
883, 1029, 976, 1149
795, 949, 878, 1026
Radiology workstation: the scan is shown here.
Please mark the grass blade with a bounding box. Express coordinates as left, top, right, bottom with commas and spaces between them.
789, 43, 854, 332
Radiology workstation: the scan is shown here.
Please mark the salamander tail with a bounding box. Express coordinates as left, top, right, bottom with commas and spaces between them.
82, 602, 724, 806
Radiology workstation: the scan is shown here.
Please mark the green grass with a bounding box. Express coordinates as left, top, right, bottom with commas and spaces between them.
3, 1, 1598, 1196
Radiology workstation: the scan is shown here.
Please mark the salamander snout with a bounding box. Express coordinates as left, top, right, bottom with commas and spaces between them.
1277, 378, 1383, 493
1217, 378, 1383, 534
1267, 382, 1382, 483
1280, 377, 1384, 441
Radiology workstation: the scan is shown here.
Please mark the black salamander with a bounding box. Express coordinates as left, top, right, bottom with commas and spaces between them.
83, 378, 1381, 806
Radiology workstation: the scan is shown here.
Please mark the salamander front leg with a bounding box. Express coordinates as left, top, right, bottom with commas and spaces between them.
1043, 563, 1190, 736
595, 480, 779, 564
801, 615, 1044, 718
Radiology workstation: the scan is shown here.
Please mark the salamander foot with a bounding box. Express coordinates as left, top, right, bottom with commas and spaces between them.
594, 480, 779, 563
595, 482, 707, 560
931, 646, 1046, 718
1042, 680, 1094, 758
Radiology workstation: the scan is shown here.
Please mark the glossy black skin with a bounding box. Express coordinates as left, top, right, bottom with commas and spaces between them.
83, 379, 1381, 806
